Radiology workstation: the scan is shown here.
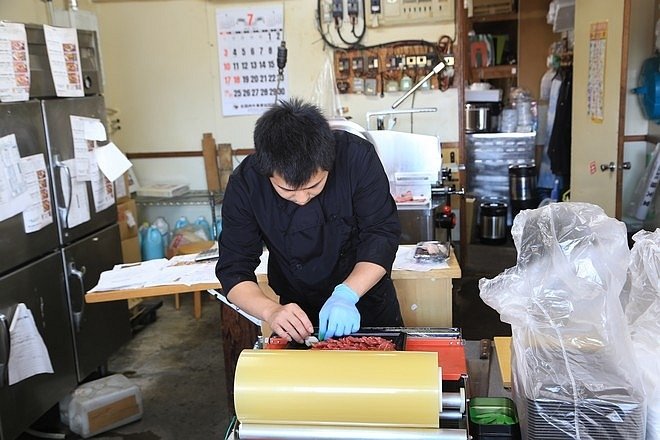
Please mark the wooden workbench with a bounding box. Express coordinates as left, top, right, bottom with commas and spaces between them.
86, 249, 461, 327
86, 248, 461, 413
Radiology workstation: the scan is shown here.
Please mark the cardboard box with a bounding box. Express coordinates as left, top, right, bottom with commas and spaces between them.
121, 236, 141, 264
114, 173, 130, 204
117, 199, 138, 240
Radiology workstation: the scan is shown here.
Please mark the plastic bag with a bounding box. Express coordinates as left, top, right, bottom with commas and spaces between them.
623, 229, 660, 439
479, 202, 646, 439
167, 224, 209, 258
309, 51, 343, 118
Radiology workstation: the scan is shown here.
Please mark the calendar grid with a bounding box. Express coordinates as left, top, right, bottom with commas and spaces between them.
216, 6, 288, 116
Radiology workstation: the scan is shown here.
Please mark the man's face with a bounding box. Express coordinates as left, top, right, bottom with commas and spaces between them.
269, 169, 329, 206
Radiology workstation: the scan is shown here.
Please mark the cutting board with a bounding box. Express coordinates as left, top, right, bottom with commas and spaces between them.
493, 336, 512, 389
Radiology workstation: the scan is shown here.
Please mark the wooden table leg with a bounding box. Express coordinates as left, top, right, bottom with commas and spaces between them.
193, 291, 202, 319
219, 301, 260, 416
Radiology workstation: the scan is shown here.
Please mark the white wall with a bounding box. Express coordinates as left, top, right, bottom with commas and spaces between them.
94, 0, 458, 189
2, 0, 459, 189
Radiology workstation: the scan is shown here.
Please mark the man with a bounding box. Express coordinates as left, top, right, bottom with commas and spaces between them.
216, 98, 402, 343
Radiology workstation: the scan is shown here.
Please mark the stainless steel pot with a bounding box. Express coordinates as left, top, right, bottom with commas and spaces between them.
465, 103, 493, 133
480, 202, 507, 245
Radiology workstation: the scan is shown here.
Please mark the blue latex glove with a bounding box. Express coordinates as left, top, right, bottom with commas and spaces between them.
318, 284, 360, 340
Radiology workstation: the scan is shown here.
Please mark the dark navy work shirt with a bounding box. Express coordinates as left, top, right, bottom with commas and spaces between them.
216, 130, 403, 327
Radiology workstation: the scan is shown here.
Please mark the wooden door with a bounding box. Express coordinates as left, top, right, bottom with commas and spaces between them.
570, 0, 630, 217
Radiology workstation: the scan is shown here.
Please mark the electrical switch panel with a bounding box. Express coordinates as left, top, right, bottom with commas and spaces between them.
365, 0, 454, 27
352, 77, 365, 93
337, 57, 350, 75
352, 56, 365, 75
347, 0, 360, 16
332, 0, 344, 19
333, 41, 454, 94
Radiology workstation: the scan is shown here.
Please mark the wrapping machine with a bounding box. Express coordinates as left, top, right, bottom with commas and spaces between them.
225, 328, 470, 440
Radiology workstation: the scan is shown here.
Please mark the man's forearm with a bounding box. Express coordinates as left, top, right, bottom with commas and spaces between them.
342, 261, 386, 297
226, 280, 281, 321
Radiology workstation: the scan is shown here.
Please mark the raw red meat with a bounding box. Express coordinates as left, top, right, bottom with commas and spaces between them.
311, 335, 395, 351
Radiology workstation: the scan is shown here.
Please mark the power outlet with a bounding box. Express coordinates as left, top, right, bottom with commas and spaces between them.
441, 145, 460, 183
365, 0, 454, 27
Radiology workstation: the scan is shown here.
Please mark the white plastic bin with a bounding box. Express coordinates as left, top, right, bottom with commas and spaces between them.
62, 374, 143, 438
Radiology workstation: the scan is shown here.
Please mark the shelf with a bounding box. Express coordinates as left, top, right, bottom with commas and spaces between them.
135, 190, 224, 207
470, 65, 517, 81
468, 12, 517, 23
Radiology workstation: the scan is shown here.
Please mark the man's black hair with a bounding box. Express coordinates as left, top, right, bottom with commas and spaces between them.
253, 98, 335, 188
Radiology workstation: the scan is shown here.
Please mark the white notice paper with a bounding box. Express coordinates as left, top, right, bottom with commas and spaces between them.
70, 115, 104, 181
60, 158, 91, 228
0, 133, 31, 222
83, 118, 107, 141
43, 25, 84, 97
94, 142, 132, 182
8, 303, 54, 386
0, 22, 30, 102
89, 159, 115, 213
20, 153, 54, 233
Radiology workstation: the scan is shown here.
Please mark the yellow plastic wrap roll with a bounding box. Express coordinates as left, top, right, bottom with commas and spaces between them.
234, 350, 441, 428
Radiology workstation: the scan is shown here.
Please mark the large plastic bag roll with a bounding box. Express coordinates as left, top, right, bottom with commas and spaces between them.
234, 350, 441, 428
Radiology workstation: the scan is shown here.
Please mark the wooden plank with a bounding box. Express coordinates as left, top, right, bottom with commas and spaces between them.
202, 133, 221, 192
493, 336, 512, 389
470, 64, 517, 81
218, 143, 233, 191
86, 283, 221, 303
126, 151, 202, 159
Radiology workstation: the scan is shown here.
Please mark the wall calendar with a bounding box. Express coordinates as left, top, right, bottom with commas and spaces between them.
216, 6, 288, 117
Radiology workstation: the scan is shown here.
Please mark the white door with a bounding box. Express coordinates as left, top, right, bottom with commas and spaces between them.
570, 0, 629, 216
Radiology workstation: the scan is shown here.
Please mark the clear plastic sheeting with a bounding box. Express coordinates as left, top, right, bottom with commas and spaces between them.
623, 229, 660, 439
479, 202, 646, 440
309, 52, 343, 118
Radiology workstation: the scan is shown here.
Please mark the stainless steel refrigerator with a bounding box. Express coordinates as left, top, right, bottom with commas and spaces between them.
0, 25, 130, 440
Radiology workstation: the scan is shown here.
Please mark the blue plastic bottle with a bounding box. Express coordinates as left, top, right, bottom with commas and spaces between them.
153, 217, 170, 253
142, 226, 165, 260
138, 222, 150, 251
195, 216, 212, 241
174, 216, 189, 230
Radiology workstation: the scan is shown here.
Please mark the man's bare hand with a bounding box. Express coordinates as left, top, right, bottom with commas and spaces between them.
264, 303, 314, 344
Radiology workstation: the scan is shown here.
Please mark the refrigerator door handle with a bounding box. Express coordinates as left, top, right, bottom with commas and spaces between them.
0, 314, 10, 387
68, 262, 87, 332
53, 154, 73, 228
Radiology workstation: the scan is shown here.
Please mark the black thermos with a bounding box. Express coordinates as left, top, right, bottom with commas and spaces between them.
508, 163, 537, 220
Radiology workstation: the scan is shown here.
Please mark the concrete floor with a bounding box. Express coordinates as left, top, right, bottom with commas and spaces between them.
97, 295, 231, 440
20, 294, 230, 440
20, 240, 516, 440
